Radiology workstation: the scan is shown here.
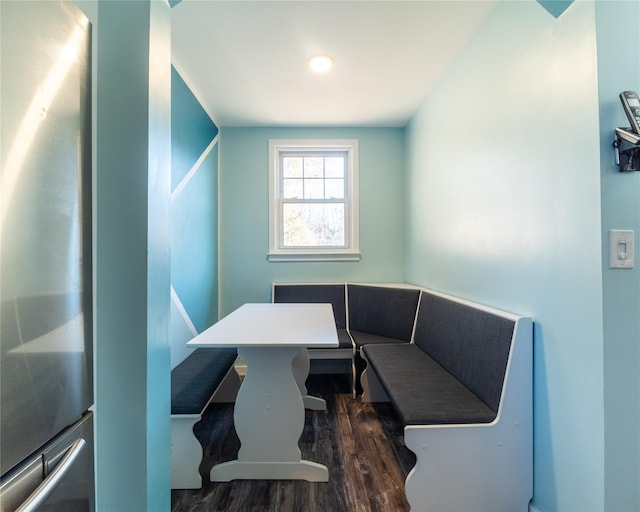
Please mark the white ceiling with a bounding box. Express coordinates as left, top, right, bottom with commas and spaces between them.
171, 1, 498, 127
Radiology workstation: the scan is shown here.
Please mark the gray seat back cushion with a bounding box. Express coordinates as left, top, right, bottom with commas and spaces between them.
273, 283, 347, 329
347, 284, 420, 341
414, 292, 515, 413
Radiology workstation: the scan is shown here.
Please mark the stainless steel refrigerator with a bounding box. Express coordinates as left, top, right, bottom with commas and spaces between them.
0, 1, 94, 510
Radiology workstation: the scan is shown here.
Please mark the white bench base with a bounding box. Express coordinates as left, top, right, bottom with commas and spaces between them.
361, 301, 532, 512
403, 315, 532, 512
170, 365, 241, 489
360, 362, 389, 403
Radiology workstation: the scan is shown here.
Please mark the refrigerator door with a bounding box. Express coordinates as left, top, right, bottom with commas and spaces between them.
0, 412, 95, 512
0, 0, 93, 477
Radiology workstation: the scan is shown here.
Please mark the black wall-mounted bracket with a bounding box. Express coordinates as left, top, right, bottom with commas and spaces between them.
613, 127, 640, 172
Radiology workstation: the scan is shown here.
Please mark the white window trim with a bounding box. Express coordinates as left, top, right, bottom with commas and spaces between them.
268, 139, 360, 262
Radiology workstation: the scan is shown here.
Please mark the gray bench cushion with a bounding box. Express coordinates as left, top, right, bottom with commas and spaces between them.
171, 348, 237, 415
347, 284, 420, 341
363, 343, 496, 426
415, 292, 515, 413
349, 329, 406, 349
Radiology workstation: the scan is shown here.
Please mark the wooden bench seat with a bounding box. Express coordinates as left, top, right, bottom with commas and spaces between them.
171, 348, 240, 489
361, 289, 532, 511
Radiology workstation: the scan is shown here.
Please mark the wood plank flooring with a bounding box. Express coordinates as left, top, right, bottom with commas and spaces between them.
171, 374, 415, 512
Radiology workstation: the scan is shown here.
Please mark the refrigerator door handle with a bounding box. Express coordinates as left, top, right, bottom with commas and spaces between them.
14, 439, 86, 512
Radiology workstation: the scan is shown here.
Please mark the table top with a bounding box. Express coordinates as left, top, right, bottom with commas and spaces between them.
187, 303, 339, 348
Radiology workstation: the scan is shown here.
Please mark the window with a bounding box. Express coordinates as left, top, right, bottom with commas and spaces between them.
269, 139, 359, 261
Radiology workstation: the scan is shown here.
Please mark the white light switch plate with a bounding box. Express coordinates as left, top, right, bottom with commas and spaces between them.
609, 230, 634, 269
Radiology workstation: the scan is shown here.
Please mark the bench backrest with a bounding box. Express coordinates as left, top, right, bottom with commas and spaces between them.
272, 283, 347, 329
414, 291, 515, 413
347, 284, 420, 341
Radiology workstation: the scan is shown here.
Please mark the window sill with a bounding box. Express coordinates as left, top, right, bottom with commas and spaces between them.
267, 251, 361, 262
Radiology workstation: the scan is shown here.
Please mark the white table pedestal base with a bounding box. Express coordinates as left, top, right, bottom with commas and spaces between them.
293, 348, 327, 411
211, 460, 328, 482
302, 395, 327, 410
210, 346, 329, 482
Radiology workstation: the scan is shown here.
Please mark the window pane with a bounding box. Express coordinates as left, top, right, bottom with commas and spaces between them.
325, 178, 344, 199
283, 157, 303, 178
283, 178, 303, 199
325, 157, 344, 178
303, 157, 324, 178
282, 203, 345, 247
304, 178, 324, 199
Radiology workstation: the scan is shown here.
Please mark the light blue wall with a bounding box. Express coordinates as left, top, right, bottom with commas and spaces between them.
89, 1, 172, 510
145, 3, 172, 508
405, 1, 604, 511
171, 66, 218, 190
219, 127, 405, 315
170, 66, 219, 368
171, 143, 218, 331
595, 2, 640, 510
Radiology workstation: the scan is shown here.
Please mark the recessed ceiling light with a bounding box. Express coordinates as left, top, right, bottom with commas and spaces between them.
307, 54, 334, 74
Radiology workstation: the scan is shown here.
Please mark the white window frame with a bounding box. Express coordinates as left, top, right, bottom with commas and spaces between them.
268, 139, 360, 262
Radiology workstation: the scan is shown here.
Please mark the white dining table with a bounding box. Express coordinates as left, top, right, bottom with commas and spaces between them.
186, 302, 338, 482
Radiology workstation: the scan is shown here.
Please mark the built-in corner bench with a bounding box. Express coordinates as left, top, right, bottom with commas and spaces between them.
171, 348, 240, 489
362, 289, 532, 511
273, 281, 532, 511
272, 282, 421, 395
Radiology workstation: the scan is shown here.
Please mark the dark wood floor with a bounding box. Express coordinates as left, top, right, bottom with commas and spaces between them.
171, 374, 415, 512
